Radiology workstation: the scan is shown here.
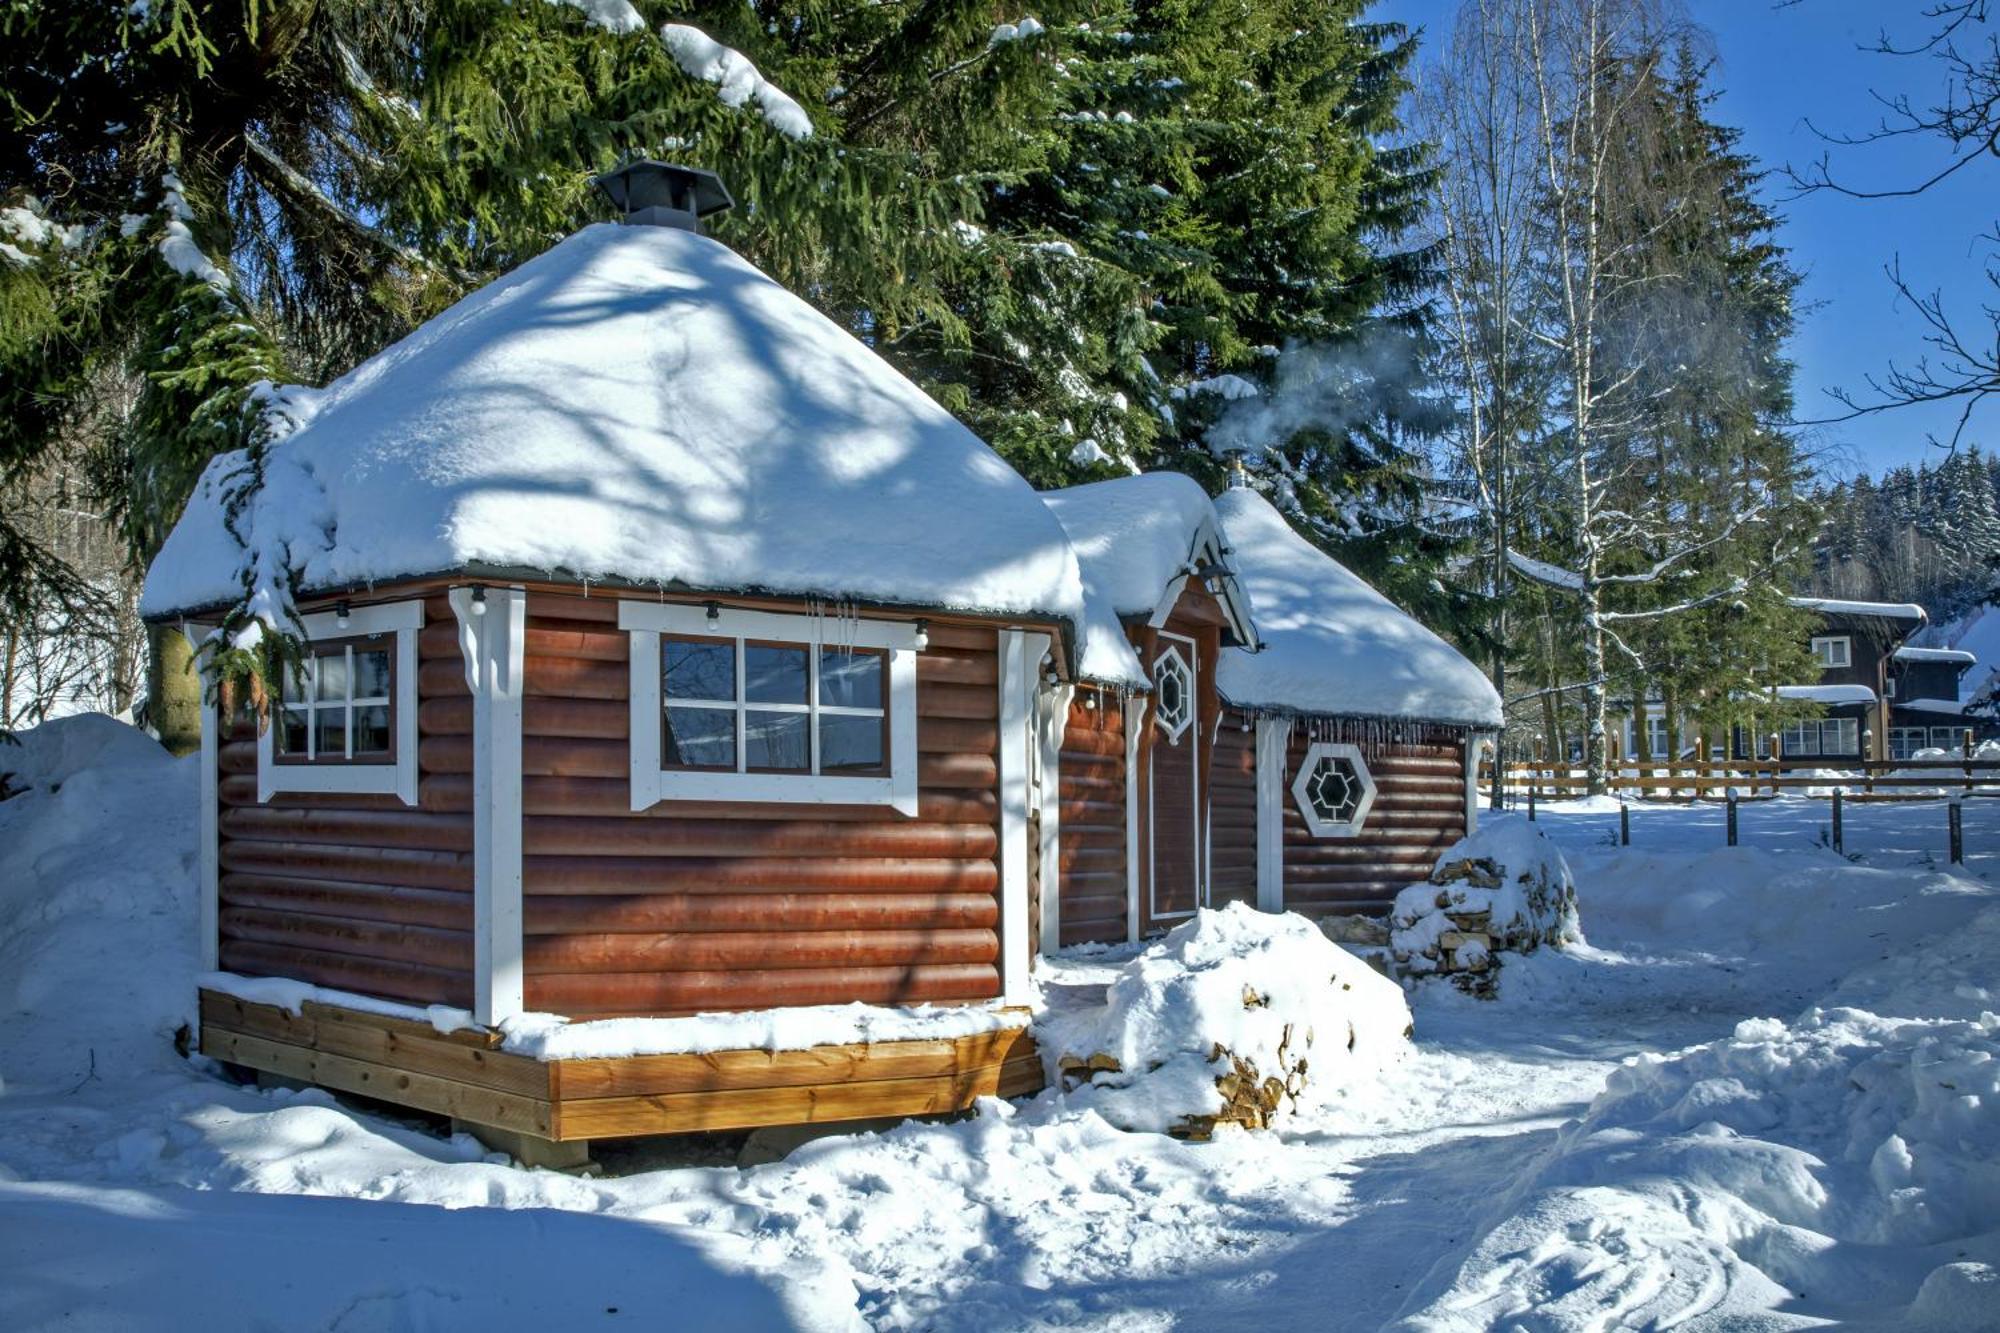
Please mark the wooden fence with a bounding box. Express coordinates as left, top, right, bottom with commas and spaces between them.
1481, 754, 2000, 803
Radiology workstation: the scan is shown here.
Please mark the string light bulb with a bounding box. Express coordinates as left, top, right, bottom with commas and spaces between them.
704, 600, 721, 628
334, 600, 351, 630
913, 619, 930, 652
470, 586, 487, 617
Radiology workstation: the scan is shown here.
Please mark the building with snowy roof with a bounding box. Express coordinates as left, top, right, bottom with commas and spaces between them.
1041, 475, 1499, 946
143, 164, 1503, 1160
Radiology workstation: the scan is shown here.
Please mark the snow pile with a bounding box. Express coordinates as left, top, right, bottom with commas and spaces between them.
142, 222, 1085, 639
659, 25, 814, 140
1396, 1007, 2000, 1332
1391, 822, 1581, 991
0, 717, 196, 1092
1214, 488, 1503, 728
1042, 473, 1238, 686
1039, 903, 1411, 1138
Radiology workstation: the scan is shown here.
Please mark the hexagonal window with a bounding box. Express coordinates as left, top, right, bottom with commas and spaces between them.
1153, 644, 1193, 742
1291, 741, 1376, 837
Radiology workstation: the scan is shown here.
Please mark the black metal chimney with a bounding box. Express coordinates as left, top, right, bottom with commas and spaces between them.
592, 161, 734, 233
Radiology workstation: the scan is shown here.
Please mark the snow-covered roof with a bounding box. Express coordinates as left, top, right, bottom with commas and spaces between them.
1893, 646, 1976, 666
1788, 596, 1927, 622
1041, 474, 1255, 687
1894, 696, 1969, 716
1776, 684, 1878, 706
142, 223, 1086, 637
1212, 489, 1502, 729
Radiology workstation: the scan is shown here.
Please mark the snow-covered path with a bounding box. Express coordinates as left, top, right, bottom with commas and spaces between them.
2, 718, 1996, 1331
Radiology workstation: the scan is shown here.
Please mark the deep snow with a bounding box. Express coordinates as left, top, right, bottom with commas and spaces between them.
2, 717, 1997, 1331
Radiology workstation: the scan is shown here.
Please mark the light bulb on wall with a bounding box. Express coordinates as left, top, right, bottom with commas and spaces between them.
335, 600, 351, 630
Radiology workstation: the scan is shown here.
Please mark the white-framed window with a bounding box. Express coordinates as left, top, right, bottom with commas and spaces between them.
1291, 741, 1377, 838
1780, 718, 1860, 758
1885, 676, 1897, 698
619, 602, 921, 815
1811, 636, 1852, 669
257, 599, 423, 804
1152, 642, 1194, 742
1931, 726, 1969, 752
1890, 727, 1929, 760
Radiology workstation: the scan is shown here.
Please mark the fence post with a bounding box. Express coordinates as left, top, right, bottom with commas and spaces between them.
1619, 799, 1630, 847
1831, 787, 1844, 856
1949, 795, 1964, 865
1726, 788, 1739, 847
1769, 732, 1781, 800
1528, 784, 1537, 822
1966, 729, 1976, 795
1863, 729, 1875, 796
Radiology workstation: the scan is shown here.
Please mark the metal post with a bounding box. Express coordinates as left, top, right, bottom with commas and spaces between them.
1527, 784, 1537, 822
1726, 789, 1739, 847
1619, 800, 1630, 846
1831, 787, 1844, 856
1949, 796, 1964, 866
1863, 729, 1875, 796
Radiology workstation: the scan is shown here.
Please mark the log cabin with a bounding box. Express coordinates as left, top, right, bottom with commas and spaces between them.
1041, 476, 1502, 948
140, 163, 1498, 1157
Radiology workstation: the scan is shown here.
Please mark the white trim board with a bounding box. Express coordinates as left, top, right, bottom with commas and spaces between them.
619, 601, 921, 816
997, 630, 1050, 1002
1254, 717, 1292, 912
450, 585, 528, 1026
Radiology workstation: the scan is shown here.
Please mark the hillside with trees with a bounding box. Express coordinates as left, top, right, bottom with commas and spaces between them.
1808, 447, 2000, 621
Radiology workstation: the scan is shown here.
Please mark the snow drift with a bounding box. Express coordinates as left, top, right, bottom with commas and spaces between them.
1039, 903, 1412, 1137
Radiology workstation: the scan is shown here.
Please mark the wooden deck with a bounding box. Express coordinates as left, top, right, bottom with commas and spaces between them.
198, 989, 1045, 1144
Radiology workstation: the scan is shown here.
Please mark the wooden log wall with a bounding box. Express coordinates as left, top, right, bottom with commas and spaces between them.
1282, 721, 1469, 915
516, 592, 1004, 1017
217, 596, 476, 1008
1208, 709, 1258, 909
1055, 686, 1128, 946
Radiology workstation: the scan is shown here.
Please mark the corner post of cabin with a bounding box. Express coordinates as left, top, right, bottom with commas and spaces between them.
448, 585, 529, 1026
1035, 679, 1075, 958
185, 622, 220, 971
1122, 694, 1147, 943
998, 629, 1050, 1001
1464, 731, 1486, 837
1253, 715, 1292, 912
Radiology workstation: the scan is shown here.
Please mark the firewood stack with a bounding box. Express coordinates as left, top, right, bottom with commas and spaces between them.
1390, 846, 1577, 997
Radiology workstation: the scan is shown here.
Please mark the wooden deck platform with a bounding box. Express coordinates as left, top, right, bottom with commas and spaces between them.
198, 989, 1045, 1145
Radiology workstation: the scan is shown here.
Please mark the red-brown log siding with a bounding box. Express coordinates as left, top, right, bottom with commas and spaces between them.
1208, 708, 1258, 908
217, 589, 1014, 1018
1055, 685, 1127, 946
1281, 720, 1469, 915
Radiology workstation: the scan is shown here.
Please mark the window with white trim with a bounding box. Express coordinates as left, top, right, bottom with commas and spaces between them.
256, 599, 423, 804
620, 602, 921, 814
1811, 635, 1852, 669
1153, 643, 1193, 742
1291, 741, 1377, 838
1931, 725, 1969, 751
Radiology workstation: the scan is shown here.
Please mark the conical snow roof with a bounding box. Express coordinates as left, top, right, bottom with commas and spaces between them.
1214, 489, 1501, 728
142, 223, 1085, 633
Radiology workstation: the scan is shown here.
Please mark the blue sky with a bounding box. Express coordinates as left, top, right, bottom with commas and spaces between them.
1378, 0, 1997, 479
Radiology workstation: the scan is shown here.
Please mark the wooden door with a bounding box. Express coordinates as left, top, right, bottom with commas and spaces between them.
1148, 631, 1203, 922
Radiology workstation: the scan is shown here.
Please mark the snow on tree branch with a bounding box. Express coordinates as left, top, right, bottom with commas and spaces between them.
1506, 549, 1584, 591
658, 25, 814, 140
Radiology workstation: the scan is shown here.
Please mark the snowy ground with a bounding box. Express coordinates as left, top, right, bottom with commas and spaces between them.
2, 716, 1997, 1331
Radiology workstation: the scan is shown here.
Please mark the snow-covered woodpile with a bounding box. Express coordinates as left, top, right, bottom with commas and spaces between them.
1390, 823, 1581, 994
1040, 903, 1411, 1139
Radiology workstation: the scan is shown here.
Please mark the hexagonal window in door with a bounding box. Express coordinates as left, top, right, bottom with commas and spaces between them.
1291, 741, 1376, 837
1152, 644, 1193, 742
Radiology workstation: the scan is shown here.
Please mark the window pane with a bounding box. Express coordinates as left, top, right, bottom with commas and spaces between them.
820, 649, 884, 710
665, 638, 735, 702
353, 705, 392, 756
317, 650, 350, 702
278, 707, 309, 755
745, 645, 808, 705
820, 713, 885, 772
315, 708, 348, 760
745, 709, 809, 770
665, 706, 736, 768
354, 648, 392, 700
280, 664, 311, 706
